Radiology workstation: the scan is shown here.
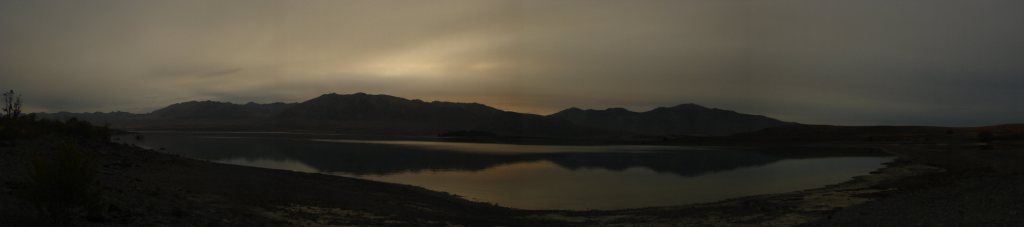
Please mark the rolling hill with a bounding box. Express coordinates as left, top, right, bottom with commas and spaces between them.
36, 93, 791, 138
548, 104, 790, 136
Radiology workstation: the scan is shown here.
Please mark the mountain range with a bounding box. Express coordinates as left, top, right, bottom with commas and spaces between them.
36, 92, 791, 138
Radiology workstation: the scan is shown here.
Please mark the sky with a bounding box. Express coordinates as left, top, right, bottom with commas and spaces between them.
1, 0, 1022, 126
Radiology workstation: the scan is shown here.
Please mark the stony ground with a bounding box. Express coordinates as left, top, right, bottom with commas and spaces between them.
1, 138, 528, 226
805, 143, 1024, 226
3, 137, 1022, 226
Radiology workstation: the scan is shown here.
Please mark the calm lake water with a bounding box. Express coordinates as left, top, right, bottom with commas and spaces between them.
117, 131, 893, 210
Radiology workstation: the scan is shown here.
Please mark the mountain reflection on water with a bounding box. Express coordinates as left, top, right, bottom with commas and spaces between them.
120, 132, 886, 177
118, 131, 893, 209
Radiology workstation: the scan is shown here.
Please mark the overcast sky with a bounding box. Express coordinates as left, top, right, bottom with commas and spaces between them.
1, 0, 1022, 126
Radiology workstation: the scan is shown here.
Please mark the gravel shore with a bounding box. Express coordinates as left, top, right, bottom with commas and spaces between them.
3, 138, 1021, 226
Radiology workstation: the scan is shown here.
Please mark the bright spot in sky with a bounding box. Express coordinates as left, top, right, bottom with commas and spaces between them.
356, 33, 509, 78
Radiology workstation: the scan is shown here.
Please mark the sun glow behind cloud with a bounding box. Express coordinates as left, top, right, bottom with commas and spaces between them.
354, 33, 513, 78
1, 0, 1022, 126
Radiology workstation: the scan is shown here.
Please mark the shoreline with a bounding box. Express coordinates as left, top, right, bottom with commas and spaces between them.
3, 138, 1021, 226
540, 152, 944, 226
547, 142, 1023, 226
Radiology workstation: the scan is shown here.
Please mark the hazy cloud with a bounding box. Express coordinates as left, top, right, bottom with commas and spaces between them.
1, 0, 1022, 126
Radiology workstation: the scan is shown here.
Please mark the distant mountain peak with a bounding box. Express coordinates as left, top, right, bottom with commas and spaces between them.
36, 93, 791, 137
159, 100, 234, 110
147, 99, 295, 120
604, 107, 635, 113
548, 103, 789, 136
309, 92, 406, 102
670, 103, 707, 109
318, 92, 374, 97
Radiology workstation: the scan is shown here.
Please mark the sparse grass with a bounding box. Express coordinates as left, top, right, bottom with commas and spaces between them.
20, 142, 103, 223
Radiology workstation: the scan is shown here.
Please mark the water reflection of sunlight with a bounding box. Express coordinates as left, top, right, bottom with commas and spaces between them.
127, 132, 894, 210
354, 157, 890, 210
311, 139, 707, 154
218, 158, 320, 173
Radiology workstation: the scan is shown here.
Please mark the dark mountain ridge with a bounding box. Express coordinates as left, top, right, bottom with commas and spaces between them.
548, 103, 790, 136
35, 93, 790, 138
269, 93, 612, 137
151, 101, 295, 120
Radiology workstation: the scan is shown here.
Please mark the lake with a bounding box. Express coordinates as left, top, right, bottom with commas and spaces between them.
116, 131, 893, 210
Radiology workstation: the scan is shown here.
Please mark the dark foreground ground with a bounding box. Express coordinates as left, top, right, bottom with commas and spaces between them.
2, 135, 1023, 226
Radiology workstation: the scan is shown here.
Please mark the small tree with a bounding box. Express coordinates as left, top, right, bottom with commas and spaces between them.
978, 131, 995, 150
978, 131, 994, 144
2, 89, 22, 119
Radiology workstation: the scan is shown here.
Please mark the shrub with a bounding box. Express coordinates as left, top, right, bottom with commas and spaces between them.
22, 142, 103, 222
